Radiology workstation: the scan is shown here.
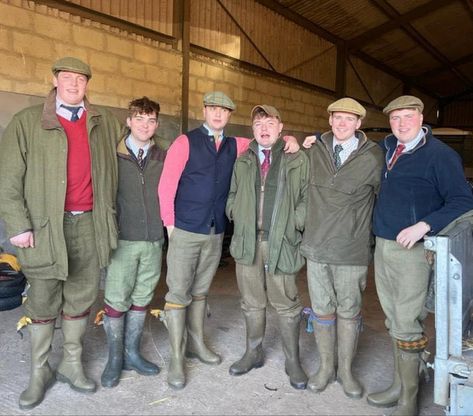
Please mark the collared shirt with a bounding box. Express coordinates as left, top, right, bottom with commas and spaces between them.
203, 123, 223, 141
258, 144, 272, 164
400, 127, 426, 152
126, 135, 151, 159
333, 135, 359, 165
55, 97, 85, 121
388, 127, 426, 164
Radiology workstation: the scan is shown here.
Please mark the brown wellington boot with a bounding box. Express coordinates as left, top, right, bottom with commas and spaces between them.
337, 316, 363, 399
56, 317, 96, 393
307, 317, 336, 393
186, 297, 221, 365
229, 309, 266, 376
367, 338, 401, 408
19, 321, 56, 410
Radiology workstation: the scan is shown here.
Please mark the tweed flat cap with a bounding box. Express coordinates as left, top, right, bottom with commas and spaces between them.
52, 57, 92, 79
203, 91, 236, 111
327, 98, 366, 119
251, 104, 281, 120
383, 95, 424, 114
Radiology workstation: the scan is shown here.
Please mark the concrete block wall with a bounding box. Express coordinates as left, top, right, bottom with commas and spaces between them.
0, 0, 181, 115
0, 0, 387, 142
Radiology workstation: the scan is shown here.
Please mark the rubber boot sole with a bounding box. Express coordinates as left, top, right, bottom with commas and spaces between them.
56, 373, 97, 393
366, 397, 398, 408
229, 360, 264, 376
185, 351, 222, 365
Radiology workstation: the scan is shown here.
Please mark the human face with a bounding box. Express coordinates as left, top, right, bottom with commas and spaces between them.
126, 112, 159, 146
203, 105, 232, 133
389, 108, 423, 144
53, 71, 88, 105
252, 115, 283, 149
329, 112, 361, 142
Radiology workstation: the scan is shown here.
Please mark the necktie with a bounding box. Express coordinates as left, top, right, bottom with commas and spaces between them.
333, 144, 343, 169
61, 104, 81, 122
388, 144, 405, 169
261, 149, 271, 179
137, 148, 145, 169
214, 134, 221, 148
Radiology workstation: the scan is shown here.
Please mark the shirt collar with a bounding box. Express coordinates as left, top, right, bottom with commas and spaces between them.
399, 127, 426, 151
126, 134, 151, 157
56, 97, 85, 120
203, 123, 224, 138
333, 135, 357, 150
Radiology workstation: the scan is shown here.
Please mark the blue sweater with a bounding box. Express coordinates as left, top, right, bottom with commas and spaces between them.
373, 126, 473, 240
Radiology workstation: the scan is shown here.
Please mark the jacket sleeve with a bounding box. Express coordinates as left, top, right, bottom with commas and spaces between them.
157, 135, 189, 226
0, 115, 33, 238
294, 153, 309, 231
225, 163, 239, 221
422, 148, 473, 234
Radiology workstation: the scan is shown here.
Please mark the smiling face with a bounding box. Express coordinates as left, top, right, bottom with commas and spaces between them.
203, 105, 232, 133
53, 71, 88, 105
388, 108, 423, 144
329, 111, 361, 142
252, 114, 283, 149
126, 112, 159, 146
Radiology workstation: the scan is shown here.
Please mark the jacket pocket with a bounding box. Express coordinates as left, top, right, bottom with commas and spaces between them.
278, 233, 304, 274
229, 234, 244, 260
17, 217, 56, 271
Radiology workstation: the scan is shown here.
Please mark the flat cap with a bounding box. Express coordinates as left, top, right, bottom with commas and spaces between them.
327, 97, 366, 119
383, 95, 424, 114
251, 104, 281, 120
51, 57, 92, 79
203, 91, 236, 111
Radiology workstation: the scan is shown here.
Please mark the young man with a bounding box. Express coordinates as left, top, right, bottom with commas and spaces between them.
301, 98, 383, 398
367, 95, 473, 415
101, 97, 166, 388
157, 92, 299, 389
226, 105, 309, 390
0, 57, 121, 409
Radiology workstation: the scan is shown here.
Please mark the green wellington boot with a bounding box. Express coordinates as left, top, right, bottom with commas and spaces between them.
165, 308, 187, 389
307, 318, 336, 393
229, 309, 266, 376
101, 315, 125, 387
19, 322, 56, 410
279, 315, 308, 390
367, 338, 401, 408
186, 298, 221, 365
56, 317, 96, 393
390, 350, 420, 416
337, 316, 363, 399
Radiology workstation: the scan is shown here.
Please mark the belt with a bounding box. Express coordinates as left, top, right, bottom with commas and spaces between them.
64, 210, 92, 216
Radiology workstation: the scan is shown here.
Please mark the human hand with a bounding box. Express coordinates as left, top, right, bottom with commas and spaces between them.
396, 222, 431, 249
10, 231, 35, 248
283, 135, 300, 153
303, 135, 317, 148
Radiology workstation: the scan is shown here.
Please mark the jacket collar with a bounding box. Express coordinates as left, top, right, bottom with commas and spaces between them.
320, 129, 368, 153
384, 125, 431, 154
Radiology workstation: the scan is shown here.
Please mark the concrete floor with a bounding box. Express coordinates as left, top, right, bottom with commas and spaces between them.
0, 259, 444, 415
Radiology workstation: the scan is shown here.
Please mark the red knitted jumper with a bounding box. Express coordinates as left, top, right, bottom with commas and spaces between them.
58, 114, 93, 211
